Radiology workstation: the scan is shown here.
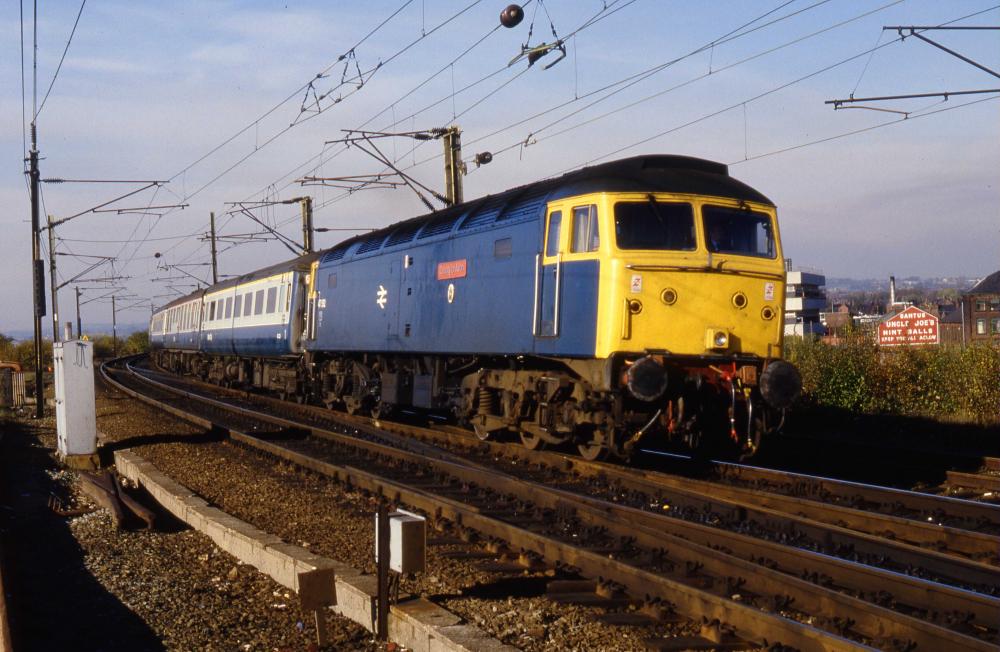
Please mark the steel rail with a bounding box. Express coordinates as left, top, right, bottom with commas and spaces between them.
705, 460, 1000, 530
948, 470, 1000, 494
103, 360, 1000, 649
616, 466, 999, 560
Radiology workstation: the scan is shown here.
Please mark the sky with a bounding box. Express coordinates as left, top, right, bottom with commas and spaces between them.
2, 0, 998, 333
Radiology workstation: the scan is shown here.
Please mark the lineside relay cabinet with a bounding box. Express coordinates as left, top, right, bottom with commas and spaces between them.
54, 340, 98, 468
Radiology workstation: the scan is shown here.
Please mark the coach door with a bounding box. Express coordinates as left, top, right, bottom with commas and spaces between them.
534, 209, 562, 338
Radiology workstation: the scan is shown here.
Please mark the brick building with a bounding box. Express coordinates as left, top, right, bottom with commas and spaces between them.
963, 271, 1000, 343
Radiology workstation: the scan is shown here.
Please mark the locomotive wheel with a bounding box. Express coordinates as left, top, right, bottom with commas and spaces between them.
371, 402, 393, 420
577, 427, 609, 461
519, 428, 546, 451
344, 397, 361, 415
472, 420, 492, 441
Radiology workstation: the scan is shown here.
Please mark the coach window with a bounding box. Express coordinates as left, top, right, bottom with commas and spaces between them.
254, 289, 265, 316
243, 293, 253, 317
209, 302, 216, 321
279, 284, 287, 312
225, 297, 233, 319
233, 295, 242, 319
570, 205, 599, 253
545, 211, 562, 258
266, 287, 278, 313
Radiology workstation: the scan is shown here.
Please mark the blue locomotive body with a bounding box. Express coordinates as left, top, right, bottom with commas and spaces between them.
309, 194, 599, 358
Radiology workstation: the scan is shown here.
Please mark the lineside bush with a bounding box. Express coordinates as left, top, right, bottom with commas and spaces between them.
784, 333, 999, 425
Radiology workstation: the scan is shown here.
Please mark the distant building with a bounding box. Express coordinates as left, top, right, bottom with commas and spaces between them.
936, 303, 963, 345
820, 303, 851, 336
963, 271, 1000, 343
784, 267, 826, 337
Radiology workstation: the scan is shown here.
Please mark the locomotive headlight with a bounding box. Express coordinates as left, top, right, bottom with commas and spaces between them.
706, 329, 729, 350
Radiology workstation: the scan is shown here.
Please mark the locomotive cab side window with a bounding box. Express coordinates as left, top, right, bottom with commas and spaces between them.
703, 205, 775, 258
570, 204, 599, 253
545, 211, 562, 258
614, 200, 695, 250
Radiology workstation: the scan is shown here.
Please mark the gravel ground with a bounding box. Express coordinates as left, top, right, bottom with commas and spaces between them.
0, 408, 373, 652
94, 380, 696, 650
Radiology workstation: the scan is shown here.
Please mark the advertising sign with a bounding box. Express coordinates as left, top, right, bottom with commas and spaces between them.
877, 306, 940, 346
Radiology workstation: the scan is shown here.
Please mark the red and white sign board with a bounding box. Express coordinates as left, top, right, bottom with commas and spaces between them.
877, 306, 939, 346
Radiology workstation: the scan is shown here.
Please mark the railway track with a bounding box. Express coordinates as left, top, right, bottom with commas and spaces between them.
101, 357, 1000, 651
947, 458, 1000, 495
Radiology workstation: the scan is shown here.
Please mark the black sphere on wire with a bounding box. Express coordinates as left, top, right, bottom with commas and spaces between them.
500, 4, 524, 28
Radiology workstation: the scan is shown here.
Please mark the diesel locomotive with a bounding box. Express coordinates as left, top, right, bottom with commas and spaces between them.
151, 155, 801, 460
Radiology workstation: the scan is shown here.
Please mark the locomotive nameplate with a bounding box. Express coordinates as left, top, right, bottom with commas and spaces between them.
436, 259, 468, 280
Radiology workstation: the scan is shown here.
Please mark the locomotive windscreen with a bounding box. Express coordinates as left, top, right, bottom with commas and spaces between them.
703, 205, 775, 258
614, 200, 696, 250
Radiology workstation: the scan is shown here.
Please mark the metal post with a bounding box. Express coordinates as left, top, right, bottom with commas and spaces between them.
442, 126, 463, 205
47, 215, 60, 342
376, 500, 390, 641
209, 211, 219, 284
76, 287, 82, 339
28, 123, 45, 419
301, 197, 314, 254
112, 294, 117, 357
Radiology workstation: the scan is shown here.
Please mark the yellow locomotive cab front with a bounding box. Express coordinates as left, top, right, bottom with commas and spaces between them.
592, 192, 786, 361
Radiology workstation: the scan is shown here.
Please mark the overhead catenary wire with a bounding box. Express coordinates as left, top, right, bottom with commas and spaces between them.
730, 93, 1000, 165
230, 0, 639, 231
404, 0, 835, 174
139, 0, 495, 273
35, 0, 87, 120
174, 0, 486, 206
109, 1, 456, 282
463, 0, 860, 165
165, 0, 417, 187
142, 1, 527, 270
560, 3, 1000, 172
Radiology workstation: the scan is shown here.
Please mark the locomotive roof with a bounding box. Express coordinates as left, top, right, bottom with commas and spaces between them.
320, 154, 773, 264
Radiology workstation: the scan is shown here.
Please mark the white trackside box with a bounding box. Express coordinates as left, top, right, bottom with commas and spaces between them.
54, 340, 97, 461
375, 509, 427, 574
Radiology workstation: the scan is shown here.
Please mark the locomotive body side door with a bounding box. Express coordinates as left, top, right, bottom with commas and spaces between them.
535, 208, 563, 338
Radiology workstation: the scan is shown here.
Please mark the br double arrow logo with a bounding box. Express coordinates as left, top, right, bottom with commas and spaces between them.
376, 284, 388, 309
